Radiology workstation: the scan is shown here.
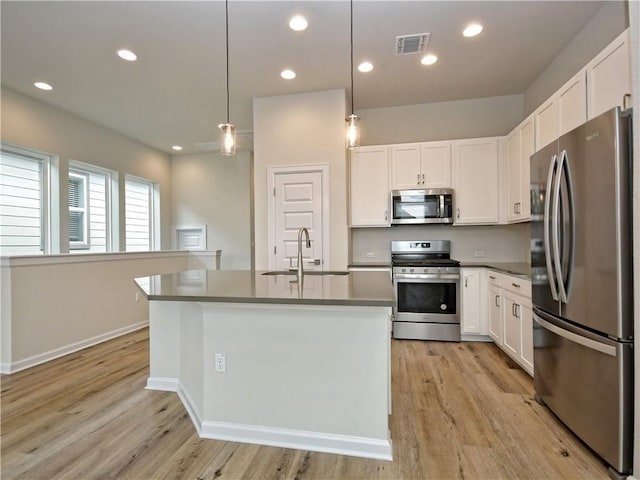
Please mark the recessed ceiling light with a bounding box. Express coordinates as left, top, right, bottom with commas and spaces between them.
34, 82, 52, 91
289, 15, 308, 31
117, 49, 137, 61
358, 62, 374, 73
420, 54, 438, 66
281, 69, 296, 80
463, 23, 483, 38
171, 145, 183, 151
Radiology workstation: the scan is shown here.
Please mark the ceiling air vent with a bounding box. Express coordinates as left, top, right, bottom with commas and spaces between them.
395, 33, 430, 55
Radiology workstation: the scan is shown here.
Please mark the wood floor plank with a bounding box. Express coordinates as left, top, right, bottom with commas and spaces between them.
1, 329, 611, 479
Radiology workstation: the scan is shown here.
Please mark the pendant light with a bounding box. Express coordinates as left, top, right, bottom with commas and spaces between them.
218, 0, 236, 156
346, 0, 360, 149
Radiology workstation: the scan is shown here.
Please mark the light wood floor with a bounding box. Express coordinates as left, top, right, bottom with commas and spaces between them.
1, 328, 609, 480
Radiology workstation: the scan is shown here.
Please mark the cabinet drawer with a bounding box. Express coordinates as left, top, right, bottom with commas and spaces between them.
503, 276, 531, 299
486, 271, 503, 287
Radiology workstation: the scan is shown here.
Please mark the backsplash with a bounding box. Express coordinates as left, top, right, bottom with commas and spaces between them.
351, 223, 531, 263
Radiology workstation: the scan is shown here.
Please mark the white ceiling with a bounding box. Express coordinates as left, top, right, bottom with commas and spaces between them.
1, 1, 605, 154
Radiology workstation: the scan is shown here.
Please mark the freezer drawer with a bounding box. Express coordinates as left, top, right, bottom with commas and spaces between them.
533, 310, 633, 475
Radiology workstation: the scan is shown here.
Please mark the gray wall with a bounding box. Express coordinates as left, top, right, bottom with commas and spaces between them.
0, 87, 173, 250
170, 151, 253, 269
524, 1, 629, 115
358, 94, 524, 145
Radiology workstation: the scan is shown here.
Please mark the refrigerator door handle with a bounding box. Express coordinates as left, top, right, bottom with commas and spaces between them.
534, 313, 617, 357
559, 149, 576, 303
544, 154, 559, 301
552, 151, 565, 303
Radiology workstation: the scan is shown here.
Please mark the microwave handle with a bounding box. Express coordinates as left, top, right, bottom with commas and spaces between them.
439, 195, 445, 218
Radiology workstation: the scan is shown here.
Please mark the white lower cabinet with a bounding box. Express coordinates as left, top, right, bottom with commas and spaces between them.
482, 270, 533, 376
487, 273, 503, 344
460, 268, 488, 337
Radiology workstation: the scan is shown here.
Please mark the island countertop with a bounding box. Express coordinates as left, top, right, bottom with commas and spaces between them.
135, 269, 395, 307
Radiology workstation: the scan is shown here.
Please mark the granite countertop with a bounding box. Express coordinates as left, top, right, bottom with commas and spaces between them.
135, 269, 395, 307
459, 261, 531, 278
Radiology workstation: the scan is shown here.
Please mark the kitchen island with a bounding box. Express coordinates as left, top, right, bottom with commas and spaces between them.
134, 269, 395, 460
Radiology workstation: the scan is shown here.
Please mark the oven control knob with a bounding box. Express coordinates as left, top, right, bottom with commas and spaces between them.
410, 268, 414, 273
401, 268, 406, 273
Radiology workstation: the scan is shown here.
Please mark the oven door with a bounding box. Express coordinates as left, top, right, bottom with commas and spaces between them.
393, 273, 459, 324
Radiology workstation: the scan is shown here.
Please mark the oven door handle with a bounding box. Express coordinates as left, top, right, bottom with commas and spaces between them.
394, 274, 460, 282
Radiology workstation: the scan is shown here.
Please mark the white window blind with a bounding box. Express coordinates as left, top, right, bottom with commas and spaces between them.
125, 176, 154, 252
68, 162, 111, 253
68, 172, 88, 248
0, 147, 46, 255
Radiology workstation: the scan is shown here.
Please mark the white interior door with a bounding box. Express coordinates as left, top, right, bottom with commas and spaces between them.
270, 170, 324, 271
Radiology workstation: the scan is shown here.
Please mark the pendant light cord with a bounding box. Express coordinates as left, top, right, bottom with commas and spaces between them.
350, 0, 354, 115
225, 0, 230, 124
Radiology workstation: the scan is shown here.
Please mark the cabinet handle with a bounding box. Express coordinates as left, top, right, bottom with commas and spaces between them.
384, 210, 388, 221
512, 303, 516, 316
464, 277, 468, 287
517, 304, 521, 318
512, 282, 520, 288
417, 173, 420, 184
489, 275, 496, 280
421, 173, 425, 184
495, 295, 500, 307
456, 208, 460, 219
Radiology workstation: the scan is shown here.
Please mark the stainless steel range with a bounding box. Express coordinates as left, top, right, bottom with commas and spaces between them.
391, 240, 460, 341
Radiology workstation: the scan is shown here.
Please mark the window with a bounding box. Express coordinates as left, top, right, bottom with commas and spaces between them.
0, 144, 49, 255
125, 175, 157, 252
68, 161, 113, 253
68, 172, 88, 248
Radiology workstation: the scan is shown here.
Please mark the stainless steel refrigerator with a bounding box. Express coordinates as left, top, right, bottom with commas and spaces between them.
530, 106, 633, 477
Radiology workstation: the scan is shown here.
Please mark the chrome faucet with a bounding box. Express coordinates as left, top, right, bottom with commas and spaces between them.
297, 227, 311, 282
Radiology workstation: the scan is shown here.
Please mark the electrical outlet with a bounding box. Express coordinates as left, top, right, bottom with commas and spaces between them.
474, 251, 485, 258
365, 252, 375, 258
135, 292, 142, 302
215, 353, 226, 372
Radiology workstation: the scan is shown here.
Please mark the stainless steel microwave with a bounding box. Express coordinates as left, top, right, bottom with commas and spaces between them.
391, 188, 454, 225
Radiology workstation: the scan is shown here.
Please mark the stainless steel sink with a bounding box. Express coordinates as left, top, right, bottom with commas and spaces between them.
262, 270, 349, 276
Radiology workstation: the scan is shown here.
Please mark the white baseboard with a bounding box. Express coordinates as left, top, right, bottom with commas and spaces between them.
144, 378, 393, 461
2, 321, 148, 374
146, 376, 179, 392
200, 420, 393, 461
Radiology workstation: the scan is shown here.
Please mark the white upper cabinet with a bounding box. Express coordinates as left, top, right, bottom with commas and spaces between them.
557, 70, 587, 136
506, 114, 534, 222
453, 137, 500, 225
535, 70, 587, 150
421, 141, 452, 189
534, 97, 558, 151
586, 29, 631, 119
350, 146, 390, 227
390, 142, 451, 189
390, 143, 422, 189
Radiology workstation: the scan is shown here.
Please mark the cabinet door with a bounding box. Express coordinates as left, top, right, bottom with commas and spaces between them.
534, 98, 558, 151
557, 70, 587, 136
453, 138, 499, 224
502, 290, 521, 360
421, 141, 451, 188
506, 128, 521, 222
461, 269, 485, 335
350, 146, 390, 227
519, 116, 535, 220
390, 144, 421, 189
519, 302, 534, 376
488, 284, 502, 344
587, 29, 631, 120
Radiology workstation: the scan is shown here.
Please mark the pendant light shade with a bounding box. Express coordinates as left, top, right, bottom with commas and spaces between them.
219, 123, 236, 156
220, 0, 236, 156
346, 113, 360, 149
346, 0, 360, 149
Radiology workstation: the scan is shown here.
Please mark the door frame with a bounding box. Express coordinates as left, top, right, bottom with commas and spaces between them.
267, 164, 331, 270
